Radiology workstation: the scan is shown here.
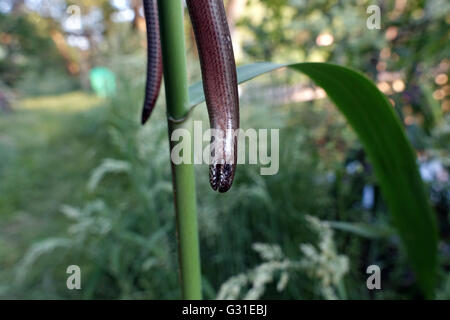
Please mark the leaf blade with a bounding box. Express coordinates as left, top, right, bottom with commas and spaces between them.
326, 220, 395, 239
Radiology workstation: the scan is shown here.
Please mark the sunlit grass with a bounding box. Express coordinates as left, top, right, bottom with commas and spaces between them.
0, 93, 110, 298
18, 91, 104, 112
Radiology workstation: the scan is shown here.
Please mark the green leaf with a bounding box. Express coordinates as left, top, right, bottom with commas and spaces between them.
326, 220, 395, 239
188, 62, 438, 298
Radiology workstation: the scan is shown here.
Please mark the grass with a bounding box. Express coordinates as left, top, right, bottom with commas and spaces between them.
0, 92, 105, 217
0, 87, 347, 299
0, 92, 106, 297
0, 80, 443, 299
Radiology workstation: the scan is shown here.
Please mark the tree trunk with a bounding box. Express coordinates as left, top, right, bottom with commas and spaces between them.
50, 30, 80, 75
226, 0, 245, 38
131, 0, 146, 32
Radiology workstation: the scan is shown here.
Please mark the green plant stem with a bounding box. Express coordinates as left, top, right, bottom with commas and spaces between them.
157, 0, 202, 299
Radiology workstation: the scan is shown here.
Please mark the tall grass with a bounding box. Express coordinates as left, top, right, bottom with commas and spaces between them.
1, 56, 449, 299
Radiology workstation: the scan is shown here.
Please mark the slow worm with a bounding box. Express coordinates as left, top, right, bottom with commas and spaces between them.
141, 0, 239, 193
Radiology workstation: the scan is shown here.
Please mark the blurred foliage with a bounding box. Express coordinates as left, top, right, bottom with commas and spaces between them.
0, 11, 76, 93
0, 0, 449, 299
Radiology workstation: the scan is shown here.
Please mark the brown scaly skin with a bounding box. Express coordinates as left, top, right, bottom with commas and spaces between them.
141, 0, 163, 124
186, 0, 239, 193
142, 0, 239, 192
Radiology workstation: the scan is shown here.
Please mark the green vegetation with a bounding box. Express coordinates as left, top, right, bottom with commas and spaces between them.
0, 0, 449, 300
190, 62, 438, 296
2, 82, 448, 299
